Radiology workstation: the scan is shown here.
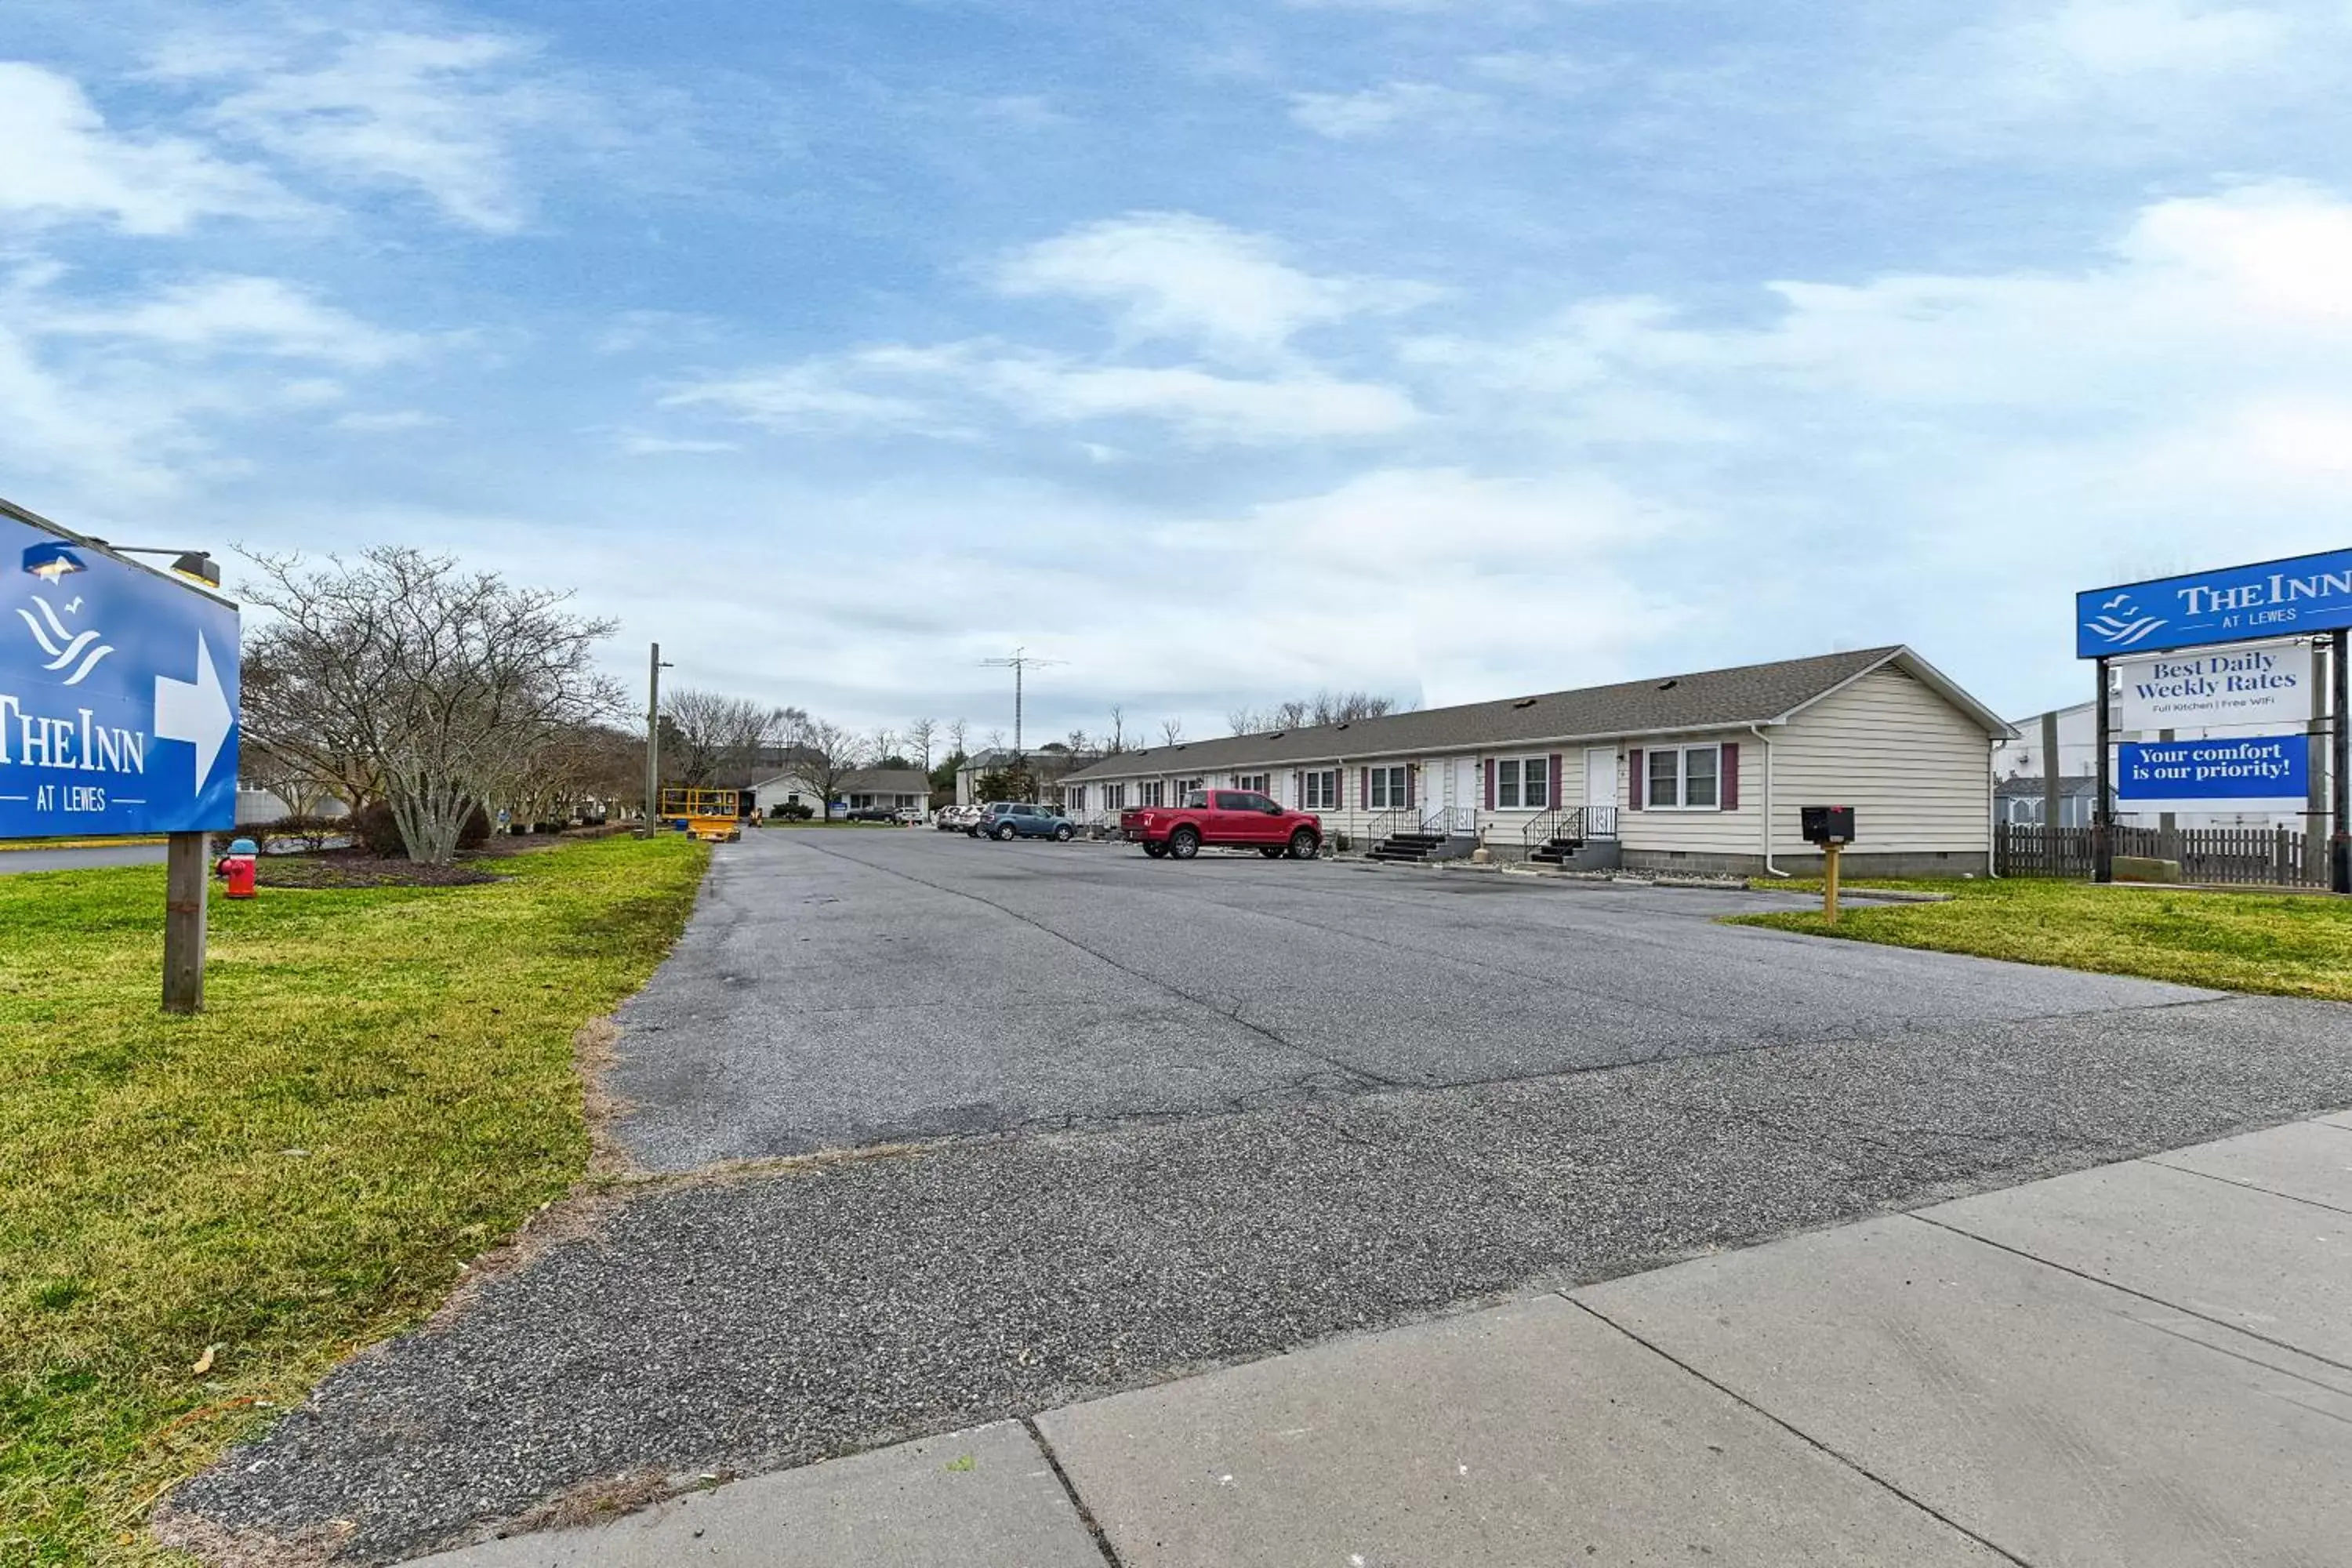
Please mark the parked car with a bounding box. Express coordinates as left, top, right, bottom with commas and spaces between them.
971, 801, 1076, 841
935, 804, 977, 832
843, 805, 901, 822
1121, 789, 1322, 861
894, 806, 926, 825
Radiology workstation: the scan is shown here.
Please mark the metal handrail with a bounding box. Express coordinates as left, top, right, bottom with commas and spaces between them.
1366, 808, 1410, 844
1521, 805, 1572, 848
1422, 805, 1477, 837
1586, 805, 1620, 840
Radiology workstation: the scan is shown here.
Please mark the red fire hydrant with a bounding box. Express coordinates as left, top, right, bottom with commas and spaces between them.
216, 837, 259, 900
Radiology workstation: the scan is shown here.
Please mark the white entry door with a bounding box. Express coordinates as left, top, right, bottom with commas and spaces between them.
1439, 757, 1476, 832
1585, 747, 1617, 820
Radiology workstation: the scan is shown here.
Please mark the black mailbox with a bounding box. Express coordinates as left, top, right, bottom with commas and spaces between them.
1801, 805, 1855, 846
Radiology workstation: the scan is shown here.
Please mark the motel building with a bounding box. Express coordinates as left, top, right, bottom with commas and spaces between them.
1058, 647, 2012, 877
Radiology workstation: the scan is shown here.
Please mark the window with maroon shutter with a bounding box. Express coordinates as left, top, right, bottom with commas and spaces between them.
1627, 749, 1644, 809
1548, 753, 1562, 811
1721, 742, 1740, 811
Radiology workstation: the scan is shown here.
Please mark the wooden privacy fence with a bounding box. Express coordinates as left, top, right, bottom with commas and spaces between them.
1994, 822, 2326, 887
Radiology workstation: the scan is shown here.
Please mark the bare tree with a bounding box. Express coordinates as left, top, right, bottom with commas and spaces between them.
793, 718, 869, 809
1160, 717, 1185, 746
946, 717, 969, 758
1272, 699, 1310, 730
665, 688, 791, 787
1106, 705, 1127, 754
1308, 690, 1396, 725
1065, 728, 1090, 756
906, 717, 938, 771
985, 728, 1007, 753
241, 547, 620, 864
1225, 706, 1261, 737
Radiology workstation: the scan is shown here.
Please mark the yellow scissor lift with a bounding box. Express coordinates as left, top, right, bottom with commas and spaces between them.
660, 786, 743, 843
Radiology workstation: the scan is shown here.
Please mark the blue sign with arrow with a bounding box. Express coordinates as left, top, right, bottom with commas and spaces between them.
2, 515, 239, 839
2078, 546, 2352, 659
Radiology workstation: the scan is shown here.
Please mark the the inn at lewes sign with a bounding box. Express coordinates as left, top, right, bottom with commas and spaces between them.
2076, 547, 2350, 892
2077, 549, 2352, 659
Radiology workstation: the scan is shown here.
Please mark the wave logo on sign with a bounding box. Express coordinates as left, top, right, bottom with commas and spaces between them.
2082, 592, 2167, 649
16, 594, 116, 685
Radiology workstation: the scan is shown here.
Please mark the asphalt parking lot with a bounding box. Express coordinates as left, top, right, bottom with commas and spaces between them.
171, 829, 2352, 1564
608, 829, 2203, 1167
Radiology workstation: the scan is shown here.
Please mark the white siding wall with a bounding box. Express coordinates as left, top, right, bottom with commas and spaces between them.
1769, 667, 1992, 856
1617, 735, 1760, 855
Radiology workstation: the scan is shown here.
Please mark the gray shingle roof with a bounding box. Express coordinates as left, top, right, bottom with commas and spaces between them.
1065, 645, 2002, 782
840, 768, 931, 794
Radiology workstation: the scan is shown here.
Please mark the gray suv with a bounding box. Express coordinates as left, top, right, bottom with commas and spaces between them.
970, 802, 1076, 841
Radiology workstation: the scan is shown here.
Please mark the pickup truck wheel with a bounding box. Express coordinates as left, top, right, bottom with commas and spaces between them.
1142, 841, 1168, 858
1054, 825, 1074, 842
994, 822, 1017, 841
1287, 829, 1319, 859
1168, 826, 1200, 860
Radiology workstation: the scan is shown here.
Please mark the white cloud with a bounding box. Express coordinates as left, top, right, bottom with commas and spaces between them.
991, 212, 1437, 356
0, 62, 300, 234
35, 275, 419, 367
596, 310, 721, 355
1289, 82, 1490, 140
1885, 0, 2352, 146
1392, 180, 2352, 686
666, 343, 1419, 445
660, 362, 949, 434
333, 408, 442, 431
982, 357, 1419, 441
148, 24, 592, 232
1465, 52, 1601, 92
0, 264, 423, 499
616, 431, 741, 455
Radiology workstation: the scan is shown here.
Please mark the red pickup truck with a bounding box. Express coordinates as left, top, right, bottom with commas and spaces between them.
1122, 789, 1323, 861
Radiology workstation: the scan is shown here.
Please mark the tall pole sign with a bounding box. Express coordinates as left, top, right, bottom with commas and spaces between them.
2, 504, 240, 1007
2078, 548, 2350, 894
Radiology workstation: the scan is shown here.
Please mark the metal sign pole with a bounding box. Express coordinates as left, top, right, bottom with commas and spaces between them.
2093, 655, 2113, 884
2334, 630, 2350, 895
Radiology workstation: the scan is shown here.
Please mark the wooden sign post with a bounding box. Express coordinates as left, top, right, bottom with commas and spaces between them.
164, 831, 210, 1013
1802, 805, 1855, 924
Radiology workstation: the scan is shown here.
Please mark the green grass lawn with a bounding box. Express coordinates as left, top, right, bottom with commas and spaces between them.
1731, 877, 2352, 1000
0, 833, 707, 1566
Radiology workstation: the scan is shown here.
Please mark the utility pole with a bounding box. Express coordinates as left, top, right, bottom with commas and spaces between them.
643, 642, 673, 834
978, 648, 1065, 783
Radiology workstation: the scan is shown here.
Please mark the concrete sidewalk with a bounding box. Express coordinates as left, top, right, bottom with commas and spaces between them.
407, 1112, 2352, 1568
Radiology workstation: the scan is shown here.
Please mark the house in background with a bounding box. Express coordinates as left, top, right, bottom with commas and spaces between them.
953, 745, 1102, 806
749, 766, 930, 818
1062, 646, 2009, 877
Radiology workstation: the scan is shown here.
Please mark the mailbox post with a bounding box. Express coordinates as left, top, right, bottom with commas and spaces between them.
1802, 806, 1856, 923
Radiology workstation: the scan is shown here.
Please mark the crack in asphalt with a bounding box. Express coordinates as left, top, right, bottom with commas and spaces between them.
779, 831, 1406, 1092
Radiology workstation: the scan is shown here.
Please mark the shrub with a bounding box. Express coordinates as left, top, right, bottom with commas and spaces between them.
770, 801, 815, 821
351, 802, 493, 859
245, 814, 347, 854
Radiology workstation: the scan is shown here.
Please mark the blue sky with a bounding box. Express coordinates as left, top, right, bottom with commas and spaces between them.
6, 0, 2352, 747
